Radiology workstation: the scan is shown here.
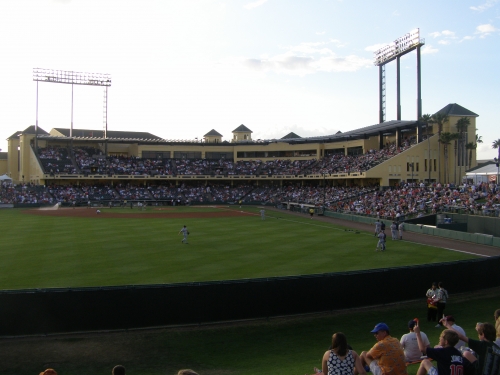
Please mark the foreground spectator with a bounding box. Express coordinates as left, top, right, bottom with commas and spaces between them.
443, 316, 467, 349
494, 308, 500, 346
112, 365, 125, 375
443, 319, 500, 374
360, 322, 407, 375
321, 332, 366, 375
177, 370, 199, 375
413, 323, 471, 375
39, 370, 57, 375
400, 319, 430, 362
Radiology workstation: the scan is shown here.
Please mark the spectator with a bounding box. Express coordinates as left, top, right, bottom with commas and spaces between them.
112, 365, 125, 375
321, 332, 366, 375
442, 316, 467, 349
494, 309, 500, 346
177, 370, 199, 375
426, 282, 438, 322
443, 320, 500, 375
400, 319, 430, 362
413, 323, 471, 375
435, 282, 449, 327
360, 322, 407, 375
39, 370, 57, 375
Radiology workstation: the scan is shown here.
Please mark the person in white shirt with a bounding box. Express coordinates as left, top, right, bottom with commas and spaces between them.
443, 315, 467, 349
400, 319, 430, 362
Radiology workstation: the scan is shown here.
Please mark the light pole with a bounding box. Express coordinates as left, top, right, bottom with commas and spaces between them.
322, 173, 327, 213
495, 158, 499, 187
427, 127, 431, 185
409, 162, 414, 185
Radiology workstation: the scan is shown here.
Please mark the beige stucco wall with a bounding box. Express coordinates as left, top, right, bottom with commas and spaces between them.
9, 113, 479, 186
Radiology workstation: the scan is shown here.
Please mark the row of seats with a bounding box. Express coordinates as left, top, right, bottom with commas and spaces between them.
36, 140, 415, 177
2, 181, 499, 221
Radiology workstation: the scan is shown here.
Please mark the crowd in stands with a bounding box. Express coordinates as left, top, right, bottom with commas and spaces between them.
2, 179, 499, 220
38, 144, 414, 177
309, 137, 415, 175
332, 181, 500, 220
38, 146, 77, 174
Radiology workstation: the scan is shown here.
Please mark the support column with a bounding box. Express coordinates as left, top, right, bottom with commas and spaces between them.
397, 56, 401, 121
417, 45, 422, 121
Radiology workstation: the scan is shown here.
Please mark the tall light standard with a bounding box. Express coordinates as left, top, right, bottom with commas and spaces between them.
33, 68, 111, 151
495, 157, 500, 187
323, 173, 327, 213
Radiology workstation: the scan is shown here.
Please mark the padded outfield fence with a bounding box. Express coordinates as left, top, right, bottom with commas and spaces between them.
1, 256, 499, 336
324, 211, 500, 246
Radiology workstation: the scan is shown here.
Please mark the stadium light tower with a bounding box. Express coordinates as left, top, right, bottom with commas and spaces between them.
373, 29, 425, 126
33, 68, 111, 150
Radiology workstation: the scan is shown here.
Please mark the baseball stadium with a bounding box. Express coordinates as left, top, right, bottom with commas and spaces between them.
1, 38, 500, 375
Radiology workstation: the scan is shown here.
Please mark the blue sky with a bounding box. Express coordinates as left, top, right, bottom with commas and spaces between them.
1, 0, 499, 159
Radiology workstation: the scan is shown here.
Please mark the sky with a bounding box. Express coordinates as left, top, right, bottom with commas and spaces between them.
1, 0, 499, 159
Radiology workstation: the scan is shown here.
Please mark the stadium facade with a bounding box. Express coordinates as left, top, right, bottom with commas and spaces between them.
2, 103, 479, 187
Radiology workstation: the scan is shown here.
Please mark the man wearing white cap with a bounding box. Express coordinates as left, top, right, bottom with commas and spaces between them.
360, 322, 407, 375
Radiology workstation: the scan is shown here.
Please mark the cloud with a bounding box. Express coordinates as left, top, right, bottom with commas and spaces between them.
428, 30, 458, 45
316, 31, 326, 35
460, 35, 475, 42
441, 30, 456, 37
244, 0, 269, 9
242, 40, 372, 76
421, 45, 438, 54
476, 23, 498, 37
470, 0, 499, 12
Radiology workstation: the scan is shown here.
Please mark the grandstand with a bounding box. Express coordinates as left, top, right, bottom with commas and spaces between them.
1, 103, 479, 193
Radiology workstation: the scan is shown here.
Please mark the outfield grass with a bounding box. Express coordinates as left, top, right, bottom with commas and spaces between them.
1, 289, 498, 375
0, 206, 477, 290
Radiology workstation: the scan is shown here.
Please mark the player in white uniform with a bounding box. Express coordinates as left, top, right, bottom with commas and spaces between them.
178, 225, 189, 244
391, 222, 398, 240
260, 209, 265, 220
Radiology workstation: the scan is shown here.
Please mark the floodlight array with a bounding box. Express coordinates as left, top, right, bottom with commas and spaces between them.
373, 29, 423, 66
33, 68, 111, 86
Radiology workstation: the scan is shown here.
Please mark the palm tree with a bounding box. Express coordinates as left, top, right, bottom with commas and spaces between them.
432, 112, 449, 184
466, 142, 476, 169
466, 133, 483, 169
493, 139, 500, 184
455, 117, 471, 182
439, 132, 459, 184
419, 114, 434, 183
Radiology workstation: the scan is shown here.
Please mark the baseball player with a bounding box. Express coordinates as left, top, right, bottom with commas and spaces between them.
178, 225, 189, 244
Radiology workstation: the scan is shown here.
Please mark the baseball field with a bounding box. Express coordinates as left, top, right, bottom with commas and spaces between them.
0, 205, 478, 291
0, 205, 497, 375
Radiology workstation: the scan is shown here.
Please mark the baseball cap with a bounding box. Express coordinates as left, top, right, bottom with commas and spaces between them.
408, 319, 417, 329
371, 322, 390, 333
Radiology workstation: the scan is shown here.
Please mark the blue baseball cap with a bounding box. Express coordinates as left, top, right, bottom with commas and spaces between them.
370, 322, 390, 333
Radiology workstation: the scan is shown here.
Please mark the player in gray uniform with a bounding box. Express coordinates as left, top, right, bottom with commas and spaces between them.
260, 209, 265, 220
178, 225, 189, 244
398, 222, 404, 240
376, 229, 386, 251
390, 222, 398, 240
374, 220, 381, 236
